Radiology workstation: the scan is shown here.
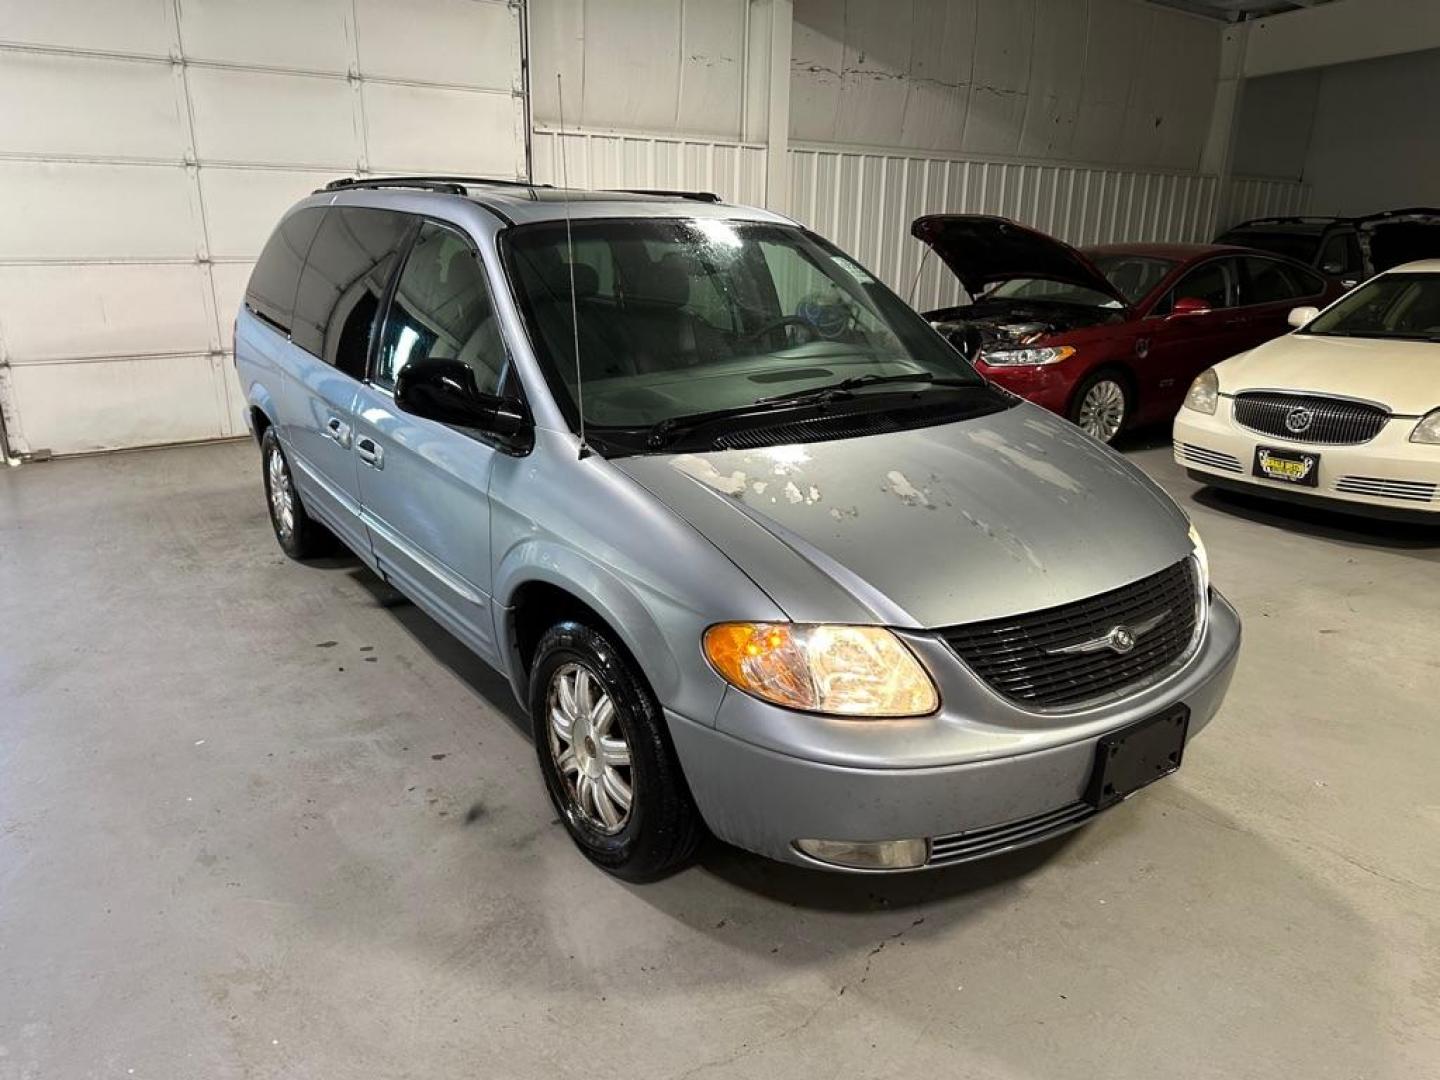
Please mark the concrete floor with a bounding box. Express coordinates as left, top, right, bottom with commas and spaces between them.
1, 437, 1437, 1080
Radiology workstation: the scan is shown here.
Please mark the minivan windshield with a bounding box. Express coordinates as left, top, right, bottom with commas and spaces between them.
503, 218, 983, 433
1301, 272, 1440, 342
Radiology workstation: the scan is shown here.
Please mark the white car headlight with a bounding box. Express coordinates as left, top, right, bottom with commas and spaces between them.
1188, 522, 1210, 597
980, 345, 1075, 367
1183, 368, 1219, 414
1410, 408, 1440, 444
703, 623, 939, 717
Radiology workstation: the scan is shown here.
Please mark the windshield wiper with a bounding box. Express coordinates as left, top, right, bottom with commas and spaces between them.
643, 372, 979, 448
754, 371, 973, 405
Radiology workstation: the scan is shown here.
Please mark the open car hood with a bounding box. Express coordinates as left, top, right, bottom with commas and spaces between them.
1357, 207, 1440, 273
911, 214, 1129, 306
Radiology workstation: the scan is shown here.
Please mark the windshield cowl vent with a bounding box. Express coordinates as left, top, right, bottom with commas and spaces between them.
710, 404, 964, 451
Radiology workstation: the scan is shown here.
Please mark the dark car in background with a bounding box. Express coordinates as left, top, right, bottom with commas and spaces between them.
1215, 215, 1364, 287
1216, 208, 1440, 289
916, 215, 1344, 443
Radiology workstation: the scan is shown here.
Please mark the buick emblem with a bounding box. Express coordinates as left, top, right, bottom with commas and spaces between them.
1285, 406, 1314, 434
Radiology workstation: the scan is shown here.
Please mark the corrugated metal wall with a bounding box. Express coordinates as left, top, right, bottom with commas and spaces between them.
531, 127, 768, 205
0, 0, 525, 457
1222, 175, 1315, 230
790, 146, 1229, 311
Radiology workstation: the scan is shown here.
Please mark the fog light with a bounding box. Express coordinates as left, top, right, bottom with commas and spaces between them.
794, 837, 929, 870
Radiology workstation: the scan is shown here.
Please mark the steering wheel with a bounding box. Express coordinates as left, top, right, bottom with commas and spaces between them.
743, 315, 821, 345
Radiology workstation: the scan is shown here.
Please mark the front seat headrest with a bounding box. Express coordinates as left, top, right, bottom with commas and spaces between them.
544, 262, 599, 301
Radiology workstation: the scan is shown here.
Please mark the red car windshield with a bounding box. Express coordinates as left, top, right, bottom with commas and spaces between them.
985, 254, 1178, 308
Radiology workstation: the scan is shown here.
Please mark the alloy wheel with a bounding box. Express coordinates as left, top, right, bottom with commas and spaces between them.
267, 445, 295, 539
1077, 379, 1127, 442
547, 662, 634, 834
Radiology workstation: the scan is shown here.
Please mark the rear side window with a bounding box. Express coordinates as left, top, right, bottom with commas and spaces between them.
374, 221, 506, 394
1240, 257, 1300, 305
292, 207, 415, 376
245, 207, 325, 333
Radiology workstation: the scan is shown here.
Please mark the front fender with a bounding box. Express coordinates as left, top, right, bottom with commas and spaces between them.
488, 430, 788, 725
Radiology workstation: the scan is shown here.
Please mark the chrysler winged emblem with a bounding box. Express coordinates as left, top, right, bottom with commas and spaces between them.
1047, 610, 1169, 656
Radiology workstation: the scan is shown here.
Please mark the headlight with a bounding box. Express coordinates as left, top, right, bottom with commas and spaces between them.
703, 623, 939, 717
1183, 367, 1219, 414
1188, 522, 1210, 597
1410, 408, 1440, 444
980, 345, 1075, 367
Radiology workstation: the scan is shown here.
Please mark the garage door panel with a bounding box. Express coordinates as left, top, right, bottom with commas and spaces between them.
210, 261, 256, 339
177, 0, 353, 73
364, 84, 520, 176
0, 264, 214, 361
354, 0, 517, 88
0, 0, 173, 57
0, 52, 185, 161
201, 169, 338, 258
8, 353, 231, 455
0, 162, 197, 261
188, 68, 357, 167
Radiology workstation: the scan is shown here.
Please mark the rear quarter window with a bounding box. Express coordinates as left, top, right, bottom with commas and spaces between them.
245, 207, 325, 334
291, 207, 415, 375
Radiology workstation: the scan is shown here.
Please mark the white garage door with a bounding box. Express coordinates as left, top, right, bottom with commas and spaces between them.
0, 0, 526, 457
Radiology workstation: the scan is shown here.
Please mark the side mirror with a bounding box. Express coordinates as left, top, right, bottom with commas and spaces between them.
1287, 305, 1319, 329
394, 359, 530, 441
1170, 296, 1211, 317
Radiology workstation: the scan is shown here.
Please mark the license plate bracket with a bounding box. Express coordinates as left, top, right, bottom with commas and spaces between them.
1085, 705, 1190, 810
1253, 445, 1320, 487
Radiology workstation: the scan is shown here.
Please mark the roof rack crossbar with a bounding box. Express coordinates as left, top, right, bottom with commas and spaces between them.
611, 188, 722, 204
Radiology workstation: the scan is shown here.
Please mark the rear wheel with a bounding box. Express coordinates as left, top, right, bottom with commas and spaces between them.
260, 427, 332, 559
530, 621, 703, 881
1070, 371, 1132, 444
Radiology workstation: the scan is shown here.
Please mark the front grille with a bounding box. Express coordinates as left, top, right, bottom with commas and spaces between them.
941, 559, 1201, 709
1335, 475, 1439, 503
929, 802, 1095, 865
1175, 441, 1243, 473
1233, 391, 1389, 445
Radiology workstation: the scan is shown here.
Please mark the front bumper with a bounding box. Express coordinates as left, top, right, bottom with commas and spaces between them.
1173, 398, 1440, 520
667, 591, 1241, 870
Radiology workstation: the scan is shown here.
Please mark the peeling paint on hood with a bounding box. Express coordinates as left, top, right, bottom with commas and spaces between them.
616, 403, 1191, 627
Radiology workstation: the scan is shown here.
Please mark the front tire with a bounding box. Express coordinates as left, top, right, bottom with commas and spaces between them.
260, 427, 331, 559
529, 622, 703, 881
1070, 370, 1132, 444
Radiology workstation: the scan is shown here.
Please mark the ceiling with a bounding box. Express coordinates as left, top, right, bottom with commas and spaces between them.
1148, 0, 1338, 19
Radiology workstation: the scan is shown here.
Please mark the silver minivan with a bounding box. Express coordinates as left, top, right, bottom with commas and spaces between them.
235, 177, 1241, 880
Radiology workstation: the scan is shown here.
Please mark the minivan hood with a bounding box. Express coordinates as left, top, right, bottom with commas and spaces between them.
912, 214, 1129, 307
614, 404, 1190, 628
1218, 332, 1440, 415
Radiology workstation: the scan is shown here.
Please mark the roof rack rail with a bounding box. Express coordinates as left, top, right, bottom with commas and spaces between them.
612, 188, 722, 204
1232, 215, 1344, 226
318, 175, 554, 196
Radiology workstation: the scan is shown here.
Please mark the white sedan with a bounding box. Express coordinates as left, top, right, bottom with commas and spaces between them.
1173, 260, 1440, 522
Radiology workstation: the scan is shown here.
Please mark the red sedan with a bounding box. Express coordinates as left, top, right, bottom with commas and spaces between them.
914, 215, 1345, 442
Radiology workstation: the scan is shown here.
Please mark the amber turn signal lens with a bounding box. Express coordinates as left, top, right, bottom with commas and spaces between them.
702, 623, 938, 717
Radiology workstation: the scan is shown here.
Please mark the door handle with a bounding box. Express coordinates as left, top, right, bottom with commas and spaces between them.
356, 436, 384, 470
324, 416, 351, 448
